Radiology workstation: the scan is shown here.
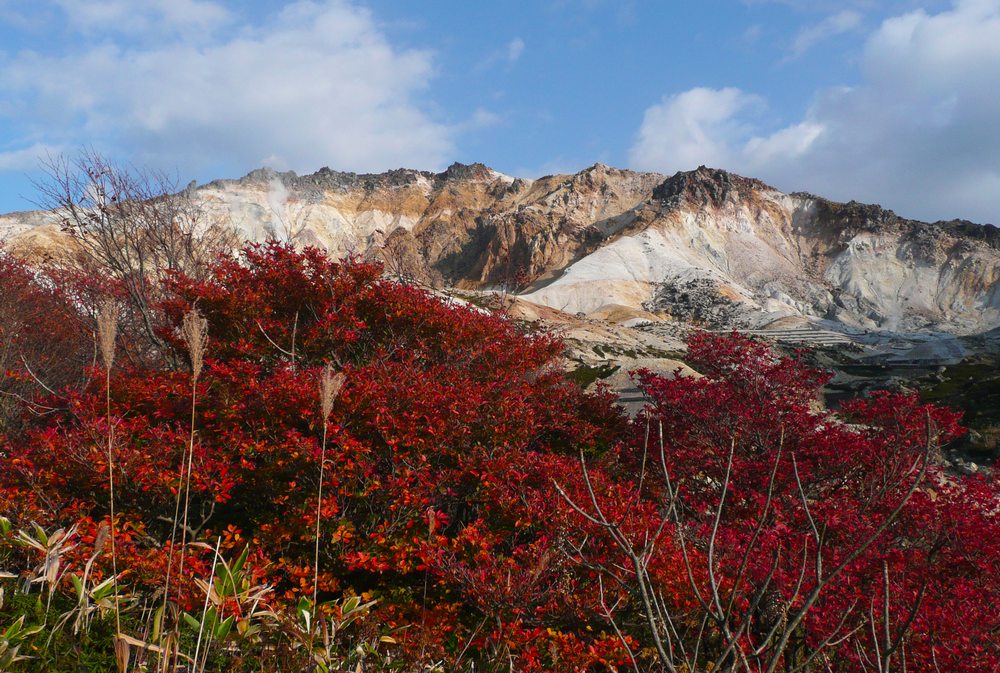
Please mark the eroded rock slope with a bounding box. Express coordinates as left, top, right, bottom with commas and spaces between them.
3, 162, 999, 333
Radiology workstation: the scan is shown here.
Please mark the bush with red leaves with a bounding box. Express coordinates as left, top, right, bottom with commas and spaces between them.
0, 253, 93, 430
590, 332, 1000, 672
2, 245, 997, 672
1, 243, 631, 670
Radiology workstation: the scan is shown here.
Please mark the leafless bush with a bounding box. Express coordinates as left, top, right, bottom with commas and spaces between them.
33, 150, 238, 365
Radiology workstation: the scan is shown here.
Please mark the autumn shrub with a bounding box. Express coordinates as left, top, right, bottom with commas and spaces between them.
0, 242, 631, 671
0, 253, 92, 433
1, 244, 998, 672
567, 331, 1000, 672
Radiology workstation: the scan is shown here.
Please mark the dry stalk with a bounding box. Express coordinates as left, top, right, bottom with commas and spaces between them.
161, 309, 209, 668
97, 301, 122, 639
420, 507, 436, 659
179, 310, 208, 586
319, 366, 344, 422
193, 536, 222, 673
313, 366, 345, 610
98, 301, 118, 370
182, 310, 208, 382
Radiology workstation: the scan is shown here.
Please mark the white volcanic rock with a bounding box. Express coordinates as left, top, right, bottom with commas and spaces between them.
3, 162, 999, 335
523, 167, 1000, 334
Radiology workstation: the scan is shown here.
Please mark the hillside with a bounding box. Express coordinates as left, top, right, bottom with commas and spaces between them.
4, 162, 1000, 335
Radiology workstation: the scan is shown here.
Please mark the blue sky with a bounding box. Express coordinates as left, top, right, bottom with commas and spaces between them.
2, 0, 999, 224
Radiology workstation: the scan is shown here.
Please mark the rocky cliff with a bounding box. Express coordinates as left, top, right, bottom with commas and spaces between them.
524, 166, 1000, 333
3, 162, 999, 334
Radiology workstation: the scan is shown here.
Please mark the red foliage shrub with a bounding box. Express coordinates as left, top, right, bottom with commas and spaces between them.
1, 243, 630, 670
611, 331, 1000, 672
0, 253, 93, 428
2, 246, 998, 672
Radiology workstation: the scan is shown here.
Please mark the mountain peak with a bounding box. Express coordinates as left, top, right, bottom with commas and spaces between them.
653, 166, 777, 208
438, 162, 494, 181
6, 159, 1000, 334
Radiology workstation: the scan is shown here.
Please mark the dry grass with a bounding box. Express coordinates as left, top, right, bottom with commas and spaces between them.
96, 301, 123, 645
162, 308, 209, 670
314, 366, 345, 609
181, 310, 208, 382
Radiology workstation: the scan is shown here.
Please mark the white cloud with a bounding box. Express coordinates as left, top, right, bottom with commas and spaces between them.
475, 36, 526, 71
630, 88, 764, 173
52, 0, 231, 36
0, 143, 61, 170
506, 37, 525, 63
0, 0, 453, 177
451, 107, 504, 135
629, 0, 1000, 224
786, 10, 862, 60
743, 121, 825, 162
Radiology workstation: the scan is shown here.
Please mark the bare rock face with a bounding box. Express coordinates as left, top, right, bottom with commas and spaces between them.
3, 162, 1000, 334
523, 166, 1000, 333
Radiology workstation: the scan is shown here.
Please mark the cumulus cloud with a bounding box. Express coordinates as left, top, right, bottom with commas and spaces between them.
785, 10, 862, 60
630, 88, 764, 171
0, 0, 453, 177
0, 143, 61, 170
629, 0, 1000, 223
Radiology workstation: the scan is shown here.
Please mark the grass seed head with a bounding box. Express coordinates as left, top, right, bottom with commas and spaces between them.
93, 520, 110, 555
182, 309, 209, 381
320, 365, 345, 421
97, 301, 119, 370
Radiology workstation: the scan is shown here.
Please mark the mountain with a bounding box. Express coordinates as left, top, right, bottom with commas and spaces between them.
520, 166, 1000, 333
3, 162, 1000, 334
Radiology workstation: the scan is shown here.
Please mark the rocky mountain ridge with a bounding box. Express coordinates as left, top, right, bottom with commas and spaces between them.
3, 162, 1000, 335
